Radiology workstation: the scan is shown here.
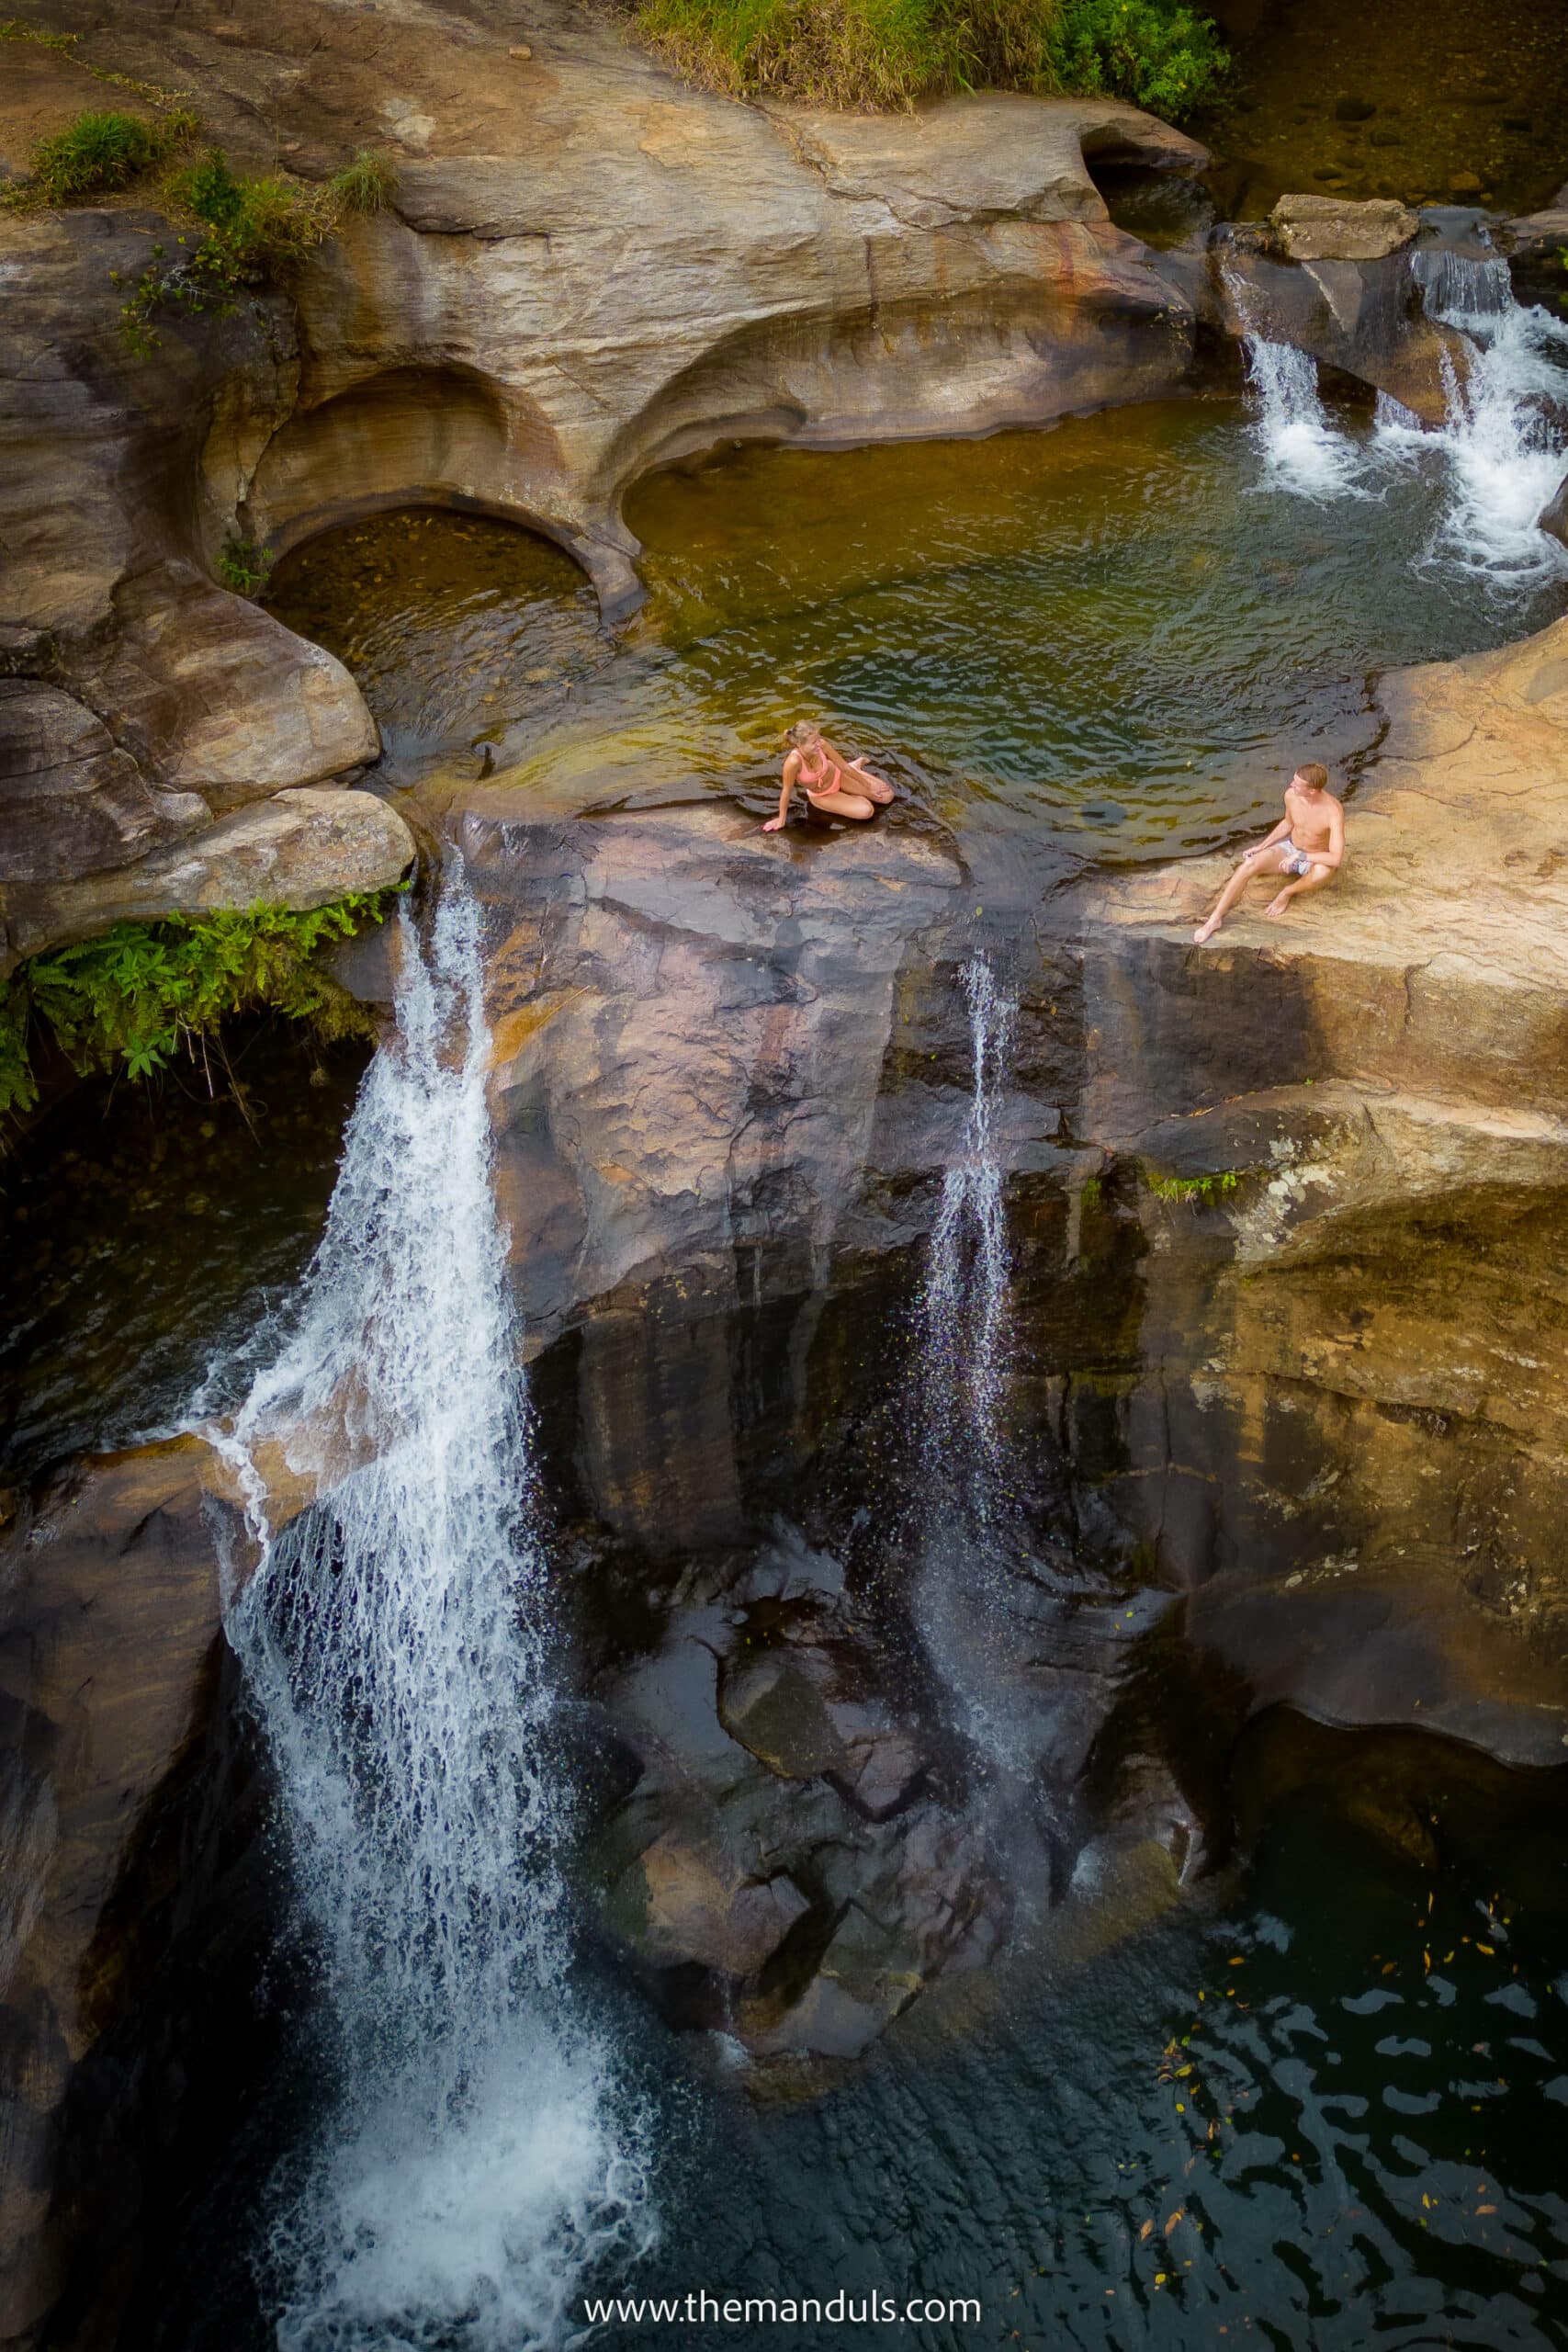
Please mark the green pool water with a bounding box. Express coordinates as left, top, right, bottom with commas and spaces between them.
266, 396, 1567, 865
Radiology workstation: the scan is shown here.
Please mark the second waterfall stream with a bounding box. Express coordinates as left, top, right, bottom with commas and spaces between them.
213, 875, 650, 2350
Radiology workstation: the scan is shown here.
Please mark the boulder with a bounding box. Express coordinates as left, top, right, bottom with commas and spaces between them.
1540, 473, 1568, 550
0, 679, 204, 888
1271, 193, 1419, 261
6, 787, 417, 969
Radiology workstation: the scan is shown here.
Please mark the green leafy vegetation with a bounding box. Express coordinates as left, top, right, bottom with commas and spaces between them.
1145, 1166, 1245, 1204
114, 145, 396, 353
632, 0, 1226, 113
1050, 0, 1227, 115
6, 104, 197, 207
217, 535, 275, 597
0, 894, 400, 1118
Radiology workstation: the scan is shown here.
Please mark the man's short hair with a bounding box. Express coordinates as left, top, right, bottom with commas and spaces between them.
1295, 761, 1329, 789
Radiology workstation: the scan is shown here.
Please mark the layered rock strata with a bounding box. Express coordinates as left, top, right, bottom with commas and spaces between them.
1079, 612, 1568, 1766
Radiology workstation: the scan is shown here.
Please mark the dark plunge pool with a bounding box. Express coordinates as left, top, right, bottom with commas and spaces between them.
604, 1719, 1568, 2352
267, 385, 1568, 865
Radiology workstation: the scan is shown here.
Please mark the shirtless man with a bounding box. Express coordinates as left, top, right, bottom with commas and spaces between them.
1193, 762, 1345, 945
762, 721, 895, 831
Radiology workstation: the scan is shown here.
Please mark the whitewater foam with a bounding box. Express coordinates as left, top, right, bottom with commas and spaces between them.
215, 876, 650, 2351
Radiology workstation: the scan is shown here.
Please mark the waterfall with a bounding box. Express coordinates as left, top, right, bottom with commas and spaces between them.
1223, 264, 1363, 499
214, 877, 649, 2351
912, 957, 1030, 1776
1372, 238, 1568, 588
1383, 239, 1568, 584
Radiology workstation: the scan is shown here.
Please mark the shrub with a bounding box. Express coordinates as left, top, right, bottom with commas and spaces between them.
0, 894, 399, 1118
217, 536, 274, 597
115, 145, 397, 352
633, 0, 1225, 113
12, 104, 197, 207
1048, 0, 1227, 117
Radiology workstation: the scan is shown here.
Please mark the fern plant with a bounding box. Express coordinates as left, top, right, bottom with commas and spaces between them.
1, 892, 401, 1119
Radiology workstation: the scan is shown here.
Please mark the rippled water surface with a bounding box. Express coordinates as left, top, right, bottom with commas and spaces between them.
268, 398, 1566, 862
0, 1029, 367, 1481
618, 1723, 1568, 2350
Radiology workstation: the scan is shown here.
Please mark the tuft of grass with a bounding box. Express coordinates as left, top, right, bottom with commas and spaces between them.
633, 0, 1225, 113
1145, 1166, 1245, 1204
11, 104, 197, 207
115, 145, 398, 352
329, 148, 398, 214
0, 893, 400, 1118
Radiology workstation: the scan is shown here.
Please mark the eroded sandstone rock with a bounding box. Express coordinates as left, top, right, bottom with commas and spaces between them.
0, 1439, 237, 2339
1077, 612, 1568, 1761
0, 678, 204, 887
6, 786, 417, 968
1271, 192, 1420, 261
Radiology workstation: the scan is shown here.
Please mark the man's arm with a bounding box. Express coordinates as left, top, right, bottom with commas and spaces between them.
1242, 814, 1292, 859
1315, 798, 1346, 870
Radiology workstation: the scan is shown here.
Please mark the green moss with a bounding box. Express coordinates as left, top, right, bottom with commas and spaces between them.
1145, 1165, 1246, 1204
633, 0, 1225, 113
0, 892, 402, 1120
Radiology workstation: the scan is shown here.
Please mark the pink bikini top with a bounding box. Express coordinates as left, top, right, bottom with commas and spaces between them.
795, 743, 840, 796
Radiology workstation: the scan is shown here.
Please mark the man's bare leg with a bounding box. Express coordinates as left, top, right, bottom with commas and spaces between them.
1193, 847, 1284, 944
1265, 863, 1334, 919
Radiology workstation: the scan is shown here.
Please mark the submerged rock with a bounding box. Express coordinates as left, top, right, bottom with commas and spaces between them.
589, 1555, 1004, 2063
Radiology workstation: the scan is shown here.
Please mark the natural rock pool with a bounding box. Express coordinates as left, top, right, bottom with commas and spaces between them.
267, 372, 1568, 864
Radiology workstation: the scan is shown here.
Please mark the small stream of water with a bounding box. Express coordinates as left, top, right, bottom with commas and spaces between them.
913, 957, 1026, 1779
214, 879, 650, 2349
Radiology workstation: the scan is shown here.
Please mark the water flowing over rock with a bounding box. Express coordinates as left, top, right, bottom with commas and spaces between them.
216, 878, 651, 2348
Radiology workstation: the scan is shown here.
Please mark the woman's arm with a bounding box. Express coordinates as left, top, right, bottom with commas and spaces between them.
763, 751, 799, 831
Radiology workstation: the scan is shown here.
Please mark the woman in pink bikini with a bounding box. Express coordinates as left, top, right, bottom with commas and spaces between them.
762, 722, 895, 831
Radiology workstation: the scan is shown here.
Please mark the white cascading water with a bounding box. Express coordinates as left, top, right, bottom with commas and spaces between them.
913, 956, 1028, 1776
1241, 331, 1367, 498
1395, 244, 1568, 583
1223, 261, 1365, 498
214, 876, 649, 2351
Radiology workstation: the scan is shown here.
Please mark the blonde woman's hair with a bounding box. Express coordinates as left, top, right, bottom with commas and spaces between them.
788, 720, 822, 749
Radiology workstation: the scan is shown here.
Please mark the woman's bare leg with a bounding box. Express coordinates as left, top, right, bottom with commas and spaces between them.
844, 760, 894, 806
1194, 847, 1287, 944
807, 789, 877, 821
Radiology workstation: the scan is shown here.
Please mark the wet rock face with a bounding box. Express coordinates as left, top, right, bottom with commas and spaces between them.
590, 1539, 1005, 2061
1213, 227, 1465, 421
466, 797, 1072, 1555
1078, 614, 1568, 1765
0, 1441, 240, 2341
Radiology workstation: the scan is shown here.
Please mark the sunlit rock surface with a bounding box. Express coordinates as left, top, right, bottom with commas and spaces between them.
1080, 612, 1568, 1763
